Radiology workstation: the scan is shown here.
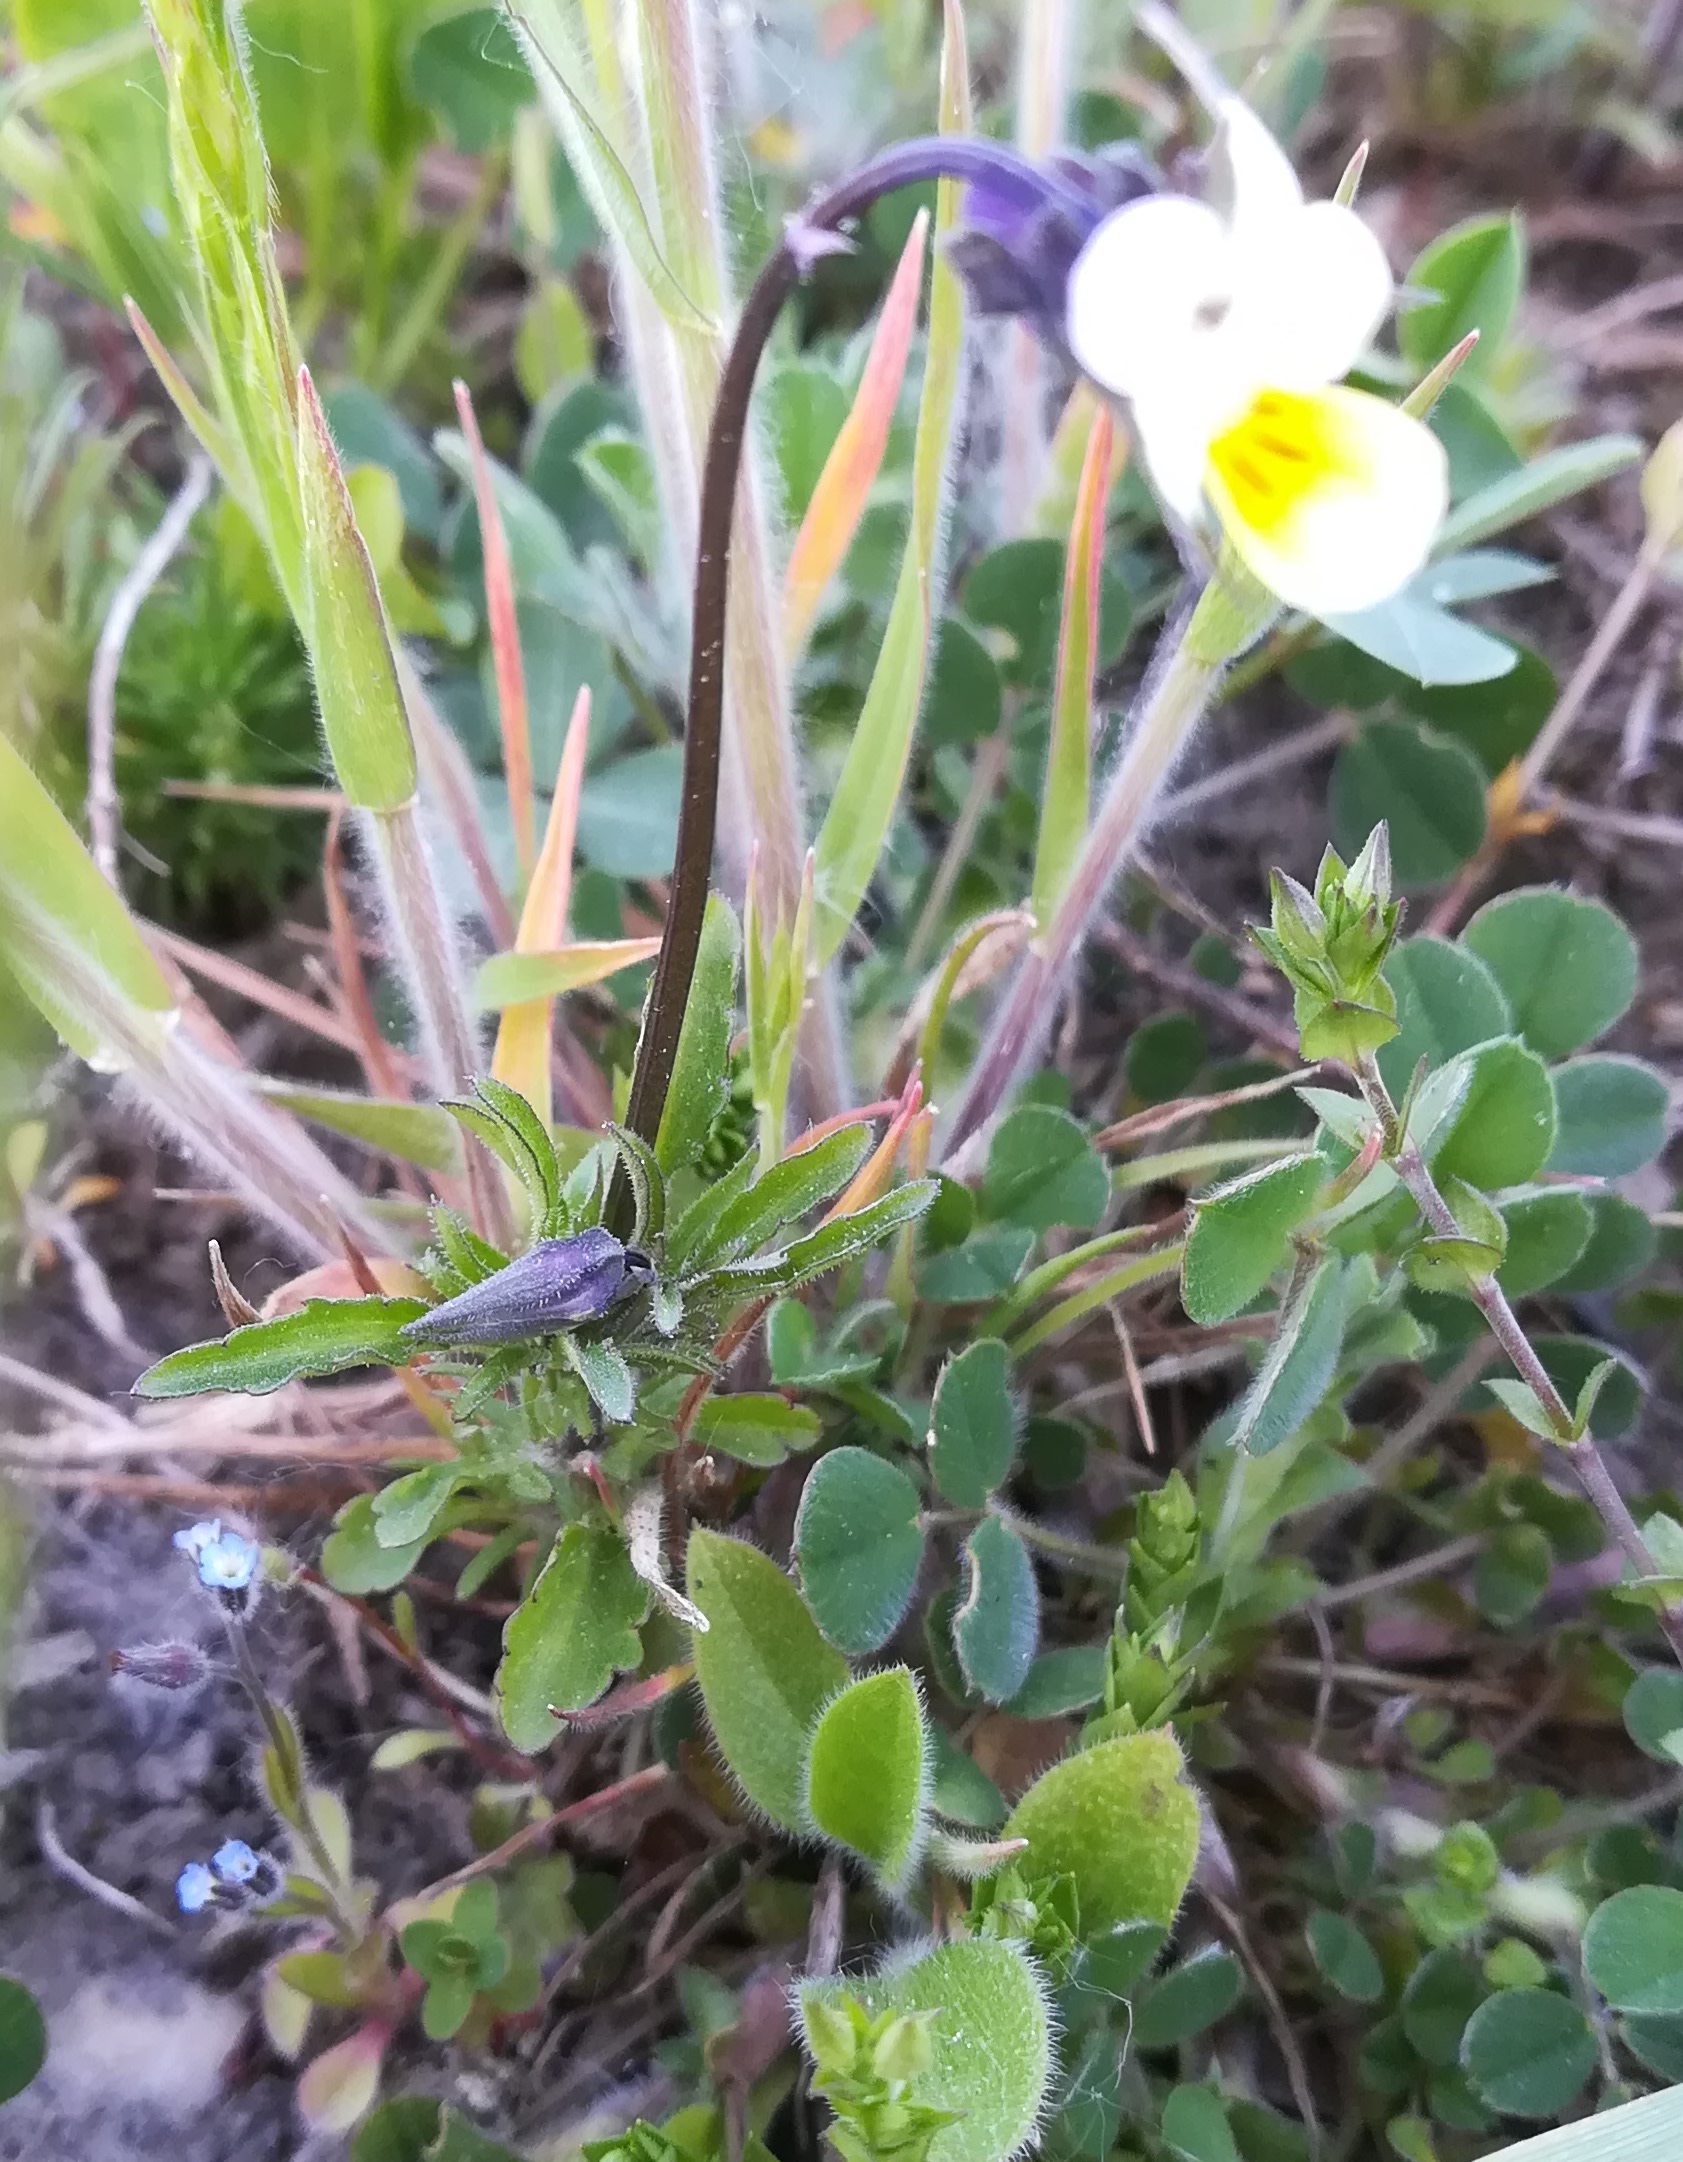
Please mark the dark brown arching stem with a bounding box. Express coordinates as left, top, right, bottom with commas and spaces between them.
620, 138, 1063, 1163
1351, 1050, 1683, 1670
620, 243, 799, 1156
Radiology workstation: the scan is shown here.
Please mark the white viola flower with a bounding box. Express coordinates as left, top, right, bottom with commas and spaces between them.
1064, 101, 1447, 617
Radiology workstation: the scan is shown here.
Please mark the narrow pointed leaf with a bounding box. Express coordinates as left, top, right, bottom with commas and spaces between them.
255, 1083, 464, 1178
136, 1297, 428, 1398
783, 211, 927, 657
509, 3, 717, 335
478, 938, 662, 1011
491, 688, 598, 1123
0, 732, 175, 1063
698, 1124, 874, 1268
654, 894, 741, 1176
295, 367, 416, 811
455, 377, 535, 877
810, 0, 970, 963
1031, 408, 1110, 926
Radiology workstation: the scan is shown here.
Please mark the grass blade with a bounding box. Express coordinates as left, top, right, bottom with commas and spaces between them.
810, 0, 971, 965
0, 736, 389, 1258
509, 0, 716, 335
489, 687, 589, 1127
1031, 407, 1111, 927
454, 377, 535, 883
783, 210, 927, 661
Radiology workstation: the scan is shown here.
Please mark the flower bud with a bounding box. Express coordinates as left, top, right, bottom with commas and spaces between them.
401, 1228, 652, 1347
110, 1640, 213, 1692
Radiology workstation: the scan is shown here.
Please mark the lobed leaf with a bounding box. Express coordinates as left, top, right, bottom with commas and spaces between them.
495, 1523, 651, 1750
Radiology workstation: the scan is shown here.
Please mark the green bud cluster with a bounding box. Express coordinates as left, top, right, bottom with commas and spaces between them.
803, 1996, 963, 2162
1089, 1472, 1202, 1738
967, 1865, 1080, 1974
1403, 1820, 1502, 1948
1251, 825, 1402, 1065
583, 2122, 693, 2162
698, 1049, 757, 1180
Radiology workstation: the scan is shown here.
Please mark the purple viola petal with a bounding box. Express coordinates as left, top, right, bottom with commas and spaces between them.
944, 141, 1160, 347
944, 232, 1059, 321
402, 1228, 640, 1347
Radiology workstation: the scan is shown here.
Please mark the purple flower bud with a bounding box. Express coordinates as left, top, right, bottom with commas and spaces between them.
946, 146, 1158, 352
110, 1641, 212, 1692
402, 1229, 653, 1348
787, 134, 1157, 363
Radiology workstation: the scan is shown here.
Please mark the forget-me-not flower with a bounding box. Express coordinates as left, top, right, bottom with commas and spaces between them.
176, 1861, 217, 1915
174, 1519, 261, 1599
211, 1838, 261, 1885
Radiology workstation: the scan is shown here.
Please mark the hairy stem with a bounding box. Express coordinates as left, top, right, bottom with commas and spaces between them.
943, 591, 1233, 1160
1353, 1050, 1683, 1668
623, 137, 1060, 1153
224, 1614, 358, 1943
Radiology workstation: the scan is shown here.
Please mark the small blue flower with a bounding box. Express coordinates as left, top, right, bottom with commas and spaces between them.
174, 1519, 260, 1596
177, 1861, 217, 1915
211, 1838, 260, 1885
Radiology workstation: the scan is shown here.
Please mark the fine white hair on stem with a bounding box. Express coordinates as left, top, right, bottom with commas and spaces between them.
86, 452, 215, 887
1132, 0, 1235, 118
120, 1029, 392, 1261
942, 581, 1221, 1164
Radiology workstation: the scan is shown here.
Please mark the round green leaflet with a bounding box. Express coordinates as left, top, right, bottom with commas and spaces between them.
0, 1977, 45, 2104
1459, 1987, 1595, 2118
1462, 887, 1637, 1060
1585, 1886, 1683, 2014
794, 1447, 926, 1655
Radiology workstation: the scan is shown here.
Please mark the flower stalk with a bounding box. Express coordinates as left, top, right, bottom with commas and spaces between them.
620, 134, 1063, 1150
1350, 1049, 1683, 1672
942, 562, 1276, 1159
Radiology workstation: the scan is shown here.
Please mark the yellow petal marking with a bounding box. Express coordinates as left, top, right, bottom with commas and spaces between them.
1202, 385, 1447, 616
